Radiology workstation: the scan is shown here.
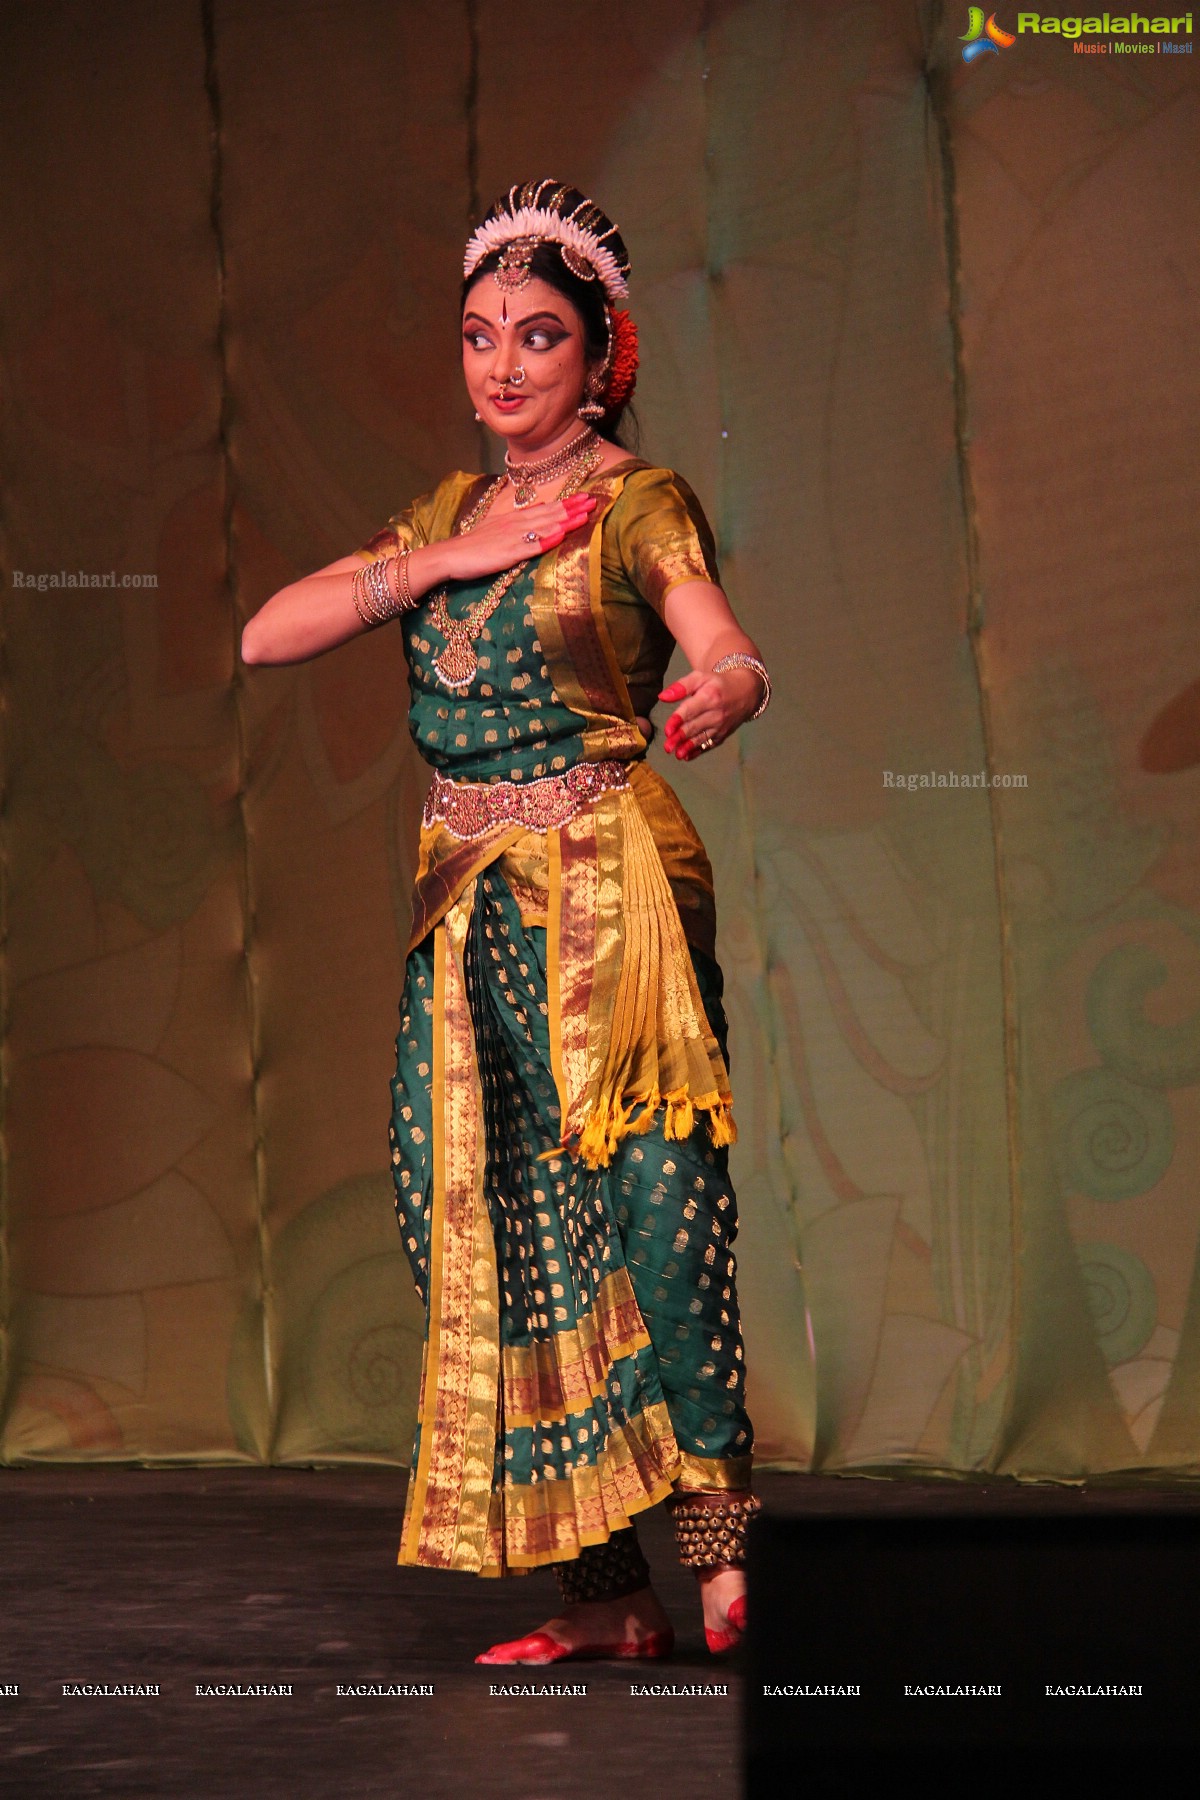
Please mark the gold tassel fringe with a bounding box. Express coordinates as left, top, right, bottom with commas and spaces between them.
573, 1087, 738, 1171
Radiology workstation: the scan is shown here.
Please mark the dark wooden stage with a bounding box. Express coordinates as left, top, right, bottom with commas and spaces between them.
2, 1468, 1198, 1796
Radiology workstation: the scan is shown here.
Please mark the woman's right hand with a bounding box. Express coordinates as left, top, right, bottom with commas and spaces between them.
424, 493, 599, 586
241, 494, 599, 668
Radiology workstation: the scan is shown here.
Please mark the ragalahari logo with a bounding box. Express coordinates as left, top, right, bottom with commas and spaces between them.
961, 7, 1018, 59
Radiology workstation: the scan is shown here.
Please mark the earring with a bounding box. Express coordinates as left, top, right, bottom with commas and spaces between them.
474, 410, 482, 421
578, 369, 606, 422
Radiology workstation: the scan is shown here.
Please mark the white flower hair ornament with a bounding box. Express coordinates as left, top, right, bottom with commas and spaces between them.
463, 194, 631, 305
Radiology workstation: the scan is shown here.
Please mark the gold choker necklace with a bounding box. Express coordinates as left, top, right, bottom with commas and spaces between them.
504, 427, 598, 506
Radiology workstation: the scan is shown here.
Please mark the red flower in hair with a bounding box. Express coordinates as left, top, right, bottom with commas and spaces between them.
604, 308, 639, 408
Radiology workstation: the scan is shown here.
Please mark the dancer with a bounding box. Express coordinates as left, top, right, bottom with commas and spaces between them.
242, 180, 772, 1665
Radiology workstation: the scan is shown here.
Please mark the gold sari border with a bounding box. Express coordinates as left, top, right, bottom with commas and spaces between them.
397, 920, 451, 1566
500, 1266, 653, 1427
478, 1400, 682, 1574
572, 789, 735, 1170
526, 468, 644, 759
470, 1453, 755, 1575
407, 820, 526, 957
398, 889, 502, 1573
548, 810, 601, 1148
675, 1451, 754, 1492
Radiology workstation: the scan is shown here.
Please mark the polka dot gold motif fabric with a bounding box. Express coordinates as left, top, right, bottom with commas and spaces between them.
389, 869, 752, 1573
369, 463, 751, 1574
407, 560, 587, 784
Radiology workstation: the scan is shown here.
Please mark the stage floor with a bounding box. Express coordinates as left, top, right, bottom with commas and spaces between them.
2, 1467, 1198, 1796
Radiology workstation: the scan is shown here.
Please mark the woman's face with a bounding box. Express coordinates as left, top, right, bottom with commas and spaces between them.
462, 273, 596, 451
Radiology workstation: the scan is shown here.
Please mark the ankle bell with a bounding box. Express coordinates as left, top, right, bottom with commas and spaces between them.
668, 1490, 762, 1571
552, 1526, 651, 1604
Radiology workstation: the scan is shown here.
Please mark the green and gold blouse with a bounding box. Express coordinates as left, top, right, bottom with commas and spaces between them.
362, 459, 720, 787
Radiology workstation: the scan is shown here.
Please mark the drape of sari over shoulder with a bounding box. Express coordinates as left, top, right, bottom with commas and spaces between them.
361, 459, 753, 1576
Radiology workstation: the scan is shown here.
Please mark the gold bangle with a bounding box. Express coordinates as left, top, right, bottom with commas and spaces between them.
712, 652, 771, 721
352, 546, 417, 629
351, 561, 376, 627
395, 542, 416, 612
385, 547, 402, 612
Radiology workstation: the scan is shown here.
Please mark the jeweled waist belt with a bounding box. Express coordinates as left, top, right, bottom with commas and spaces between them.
422, 760, 630, 841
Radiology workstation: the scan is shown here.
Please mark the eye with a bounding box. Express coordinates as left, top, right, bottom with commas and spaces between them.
463, 329, 493, 351
525, 328, 566, 350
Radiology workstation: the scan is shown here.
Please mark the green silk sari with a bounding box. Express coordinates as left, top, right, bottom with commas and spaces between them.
360, 460, 753, 1576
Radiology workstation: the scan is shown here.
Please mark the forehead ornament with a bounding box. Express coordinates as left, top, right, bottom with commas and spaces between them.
494, 237, 538, 293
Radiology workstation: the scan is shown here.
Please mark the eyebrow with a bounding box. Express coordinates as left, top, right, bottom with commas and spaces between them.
462, 309, 569, 329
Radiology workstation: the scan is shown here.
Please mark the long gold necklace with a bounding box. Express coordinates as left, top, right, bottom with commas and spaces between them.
427, 440, 602, 692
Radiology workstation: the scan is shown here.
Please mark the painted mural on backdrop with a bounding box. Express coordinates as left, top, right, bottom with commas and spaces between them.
996, 662, 1200, 1464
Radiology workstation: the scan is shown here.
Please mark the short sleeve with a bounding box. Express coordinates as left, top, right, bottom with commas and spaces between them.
609, 467, 721, 616
354, 491, 434, 564
355, 472, 489, 564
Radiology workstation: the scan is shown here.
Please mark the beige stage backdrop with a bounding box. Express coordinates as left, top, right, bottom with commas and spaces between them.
1, 0, 1197, 1475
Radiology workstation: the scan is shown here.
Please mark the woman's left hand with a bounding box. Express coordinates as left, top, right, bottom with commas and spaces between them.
658, 666, 763, 761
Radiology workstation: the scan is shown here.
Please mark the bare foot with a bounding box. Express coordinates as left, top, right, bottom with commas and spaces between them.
476, 1584, 673, 1665
541, 1585, 672, 1651
698, 1566, 747, 1638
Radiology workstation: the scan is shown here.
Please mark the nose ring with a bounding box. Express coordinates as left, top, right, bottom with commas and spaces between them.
507, 366, 526, 387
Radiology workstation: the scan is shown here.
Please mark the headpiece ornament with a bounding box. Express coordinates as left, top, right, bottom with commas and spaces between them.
464, 179, 631, 304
